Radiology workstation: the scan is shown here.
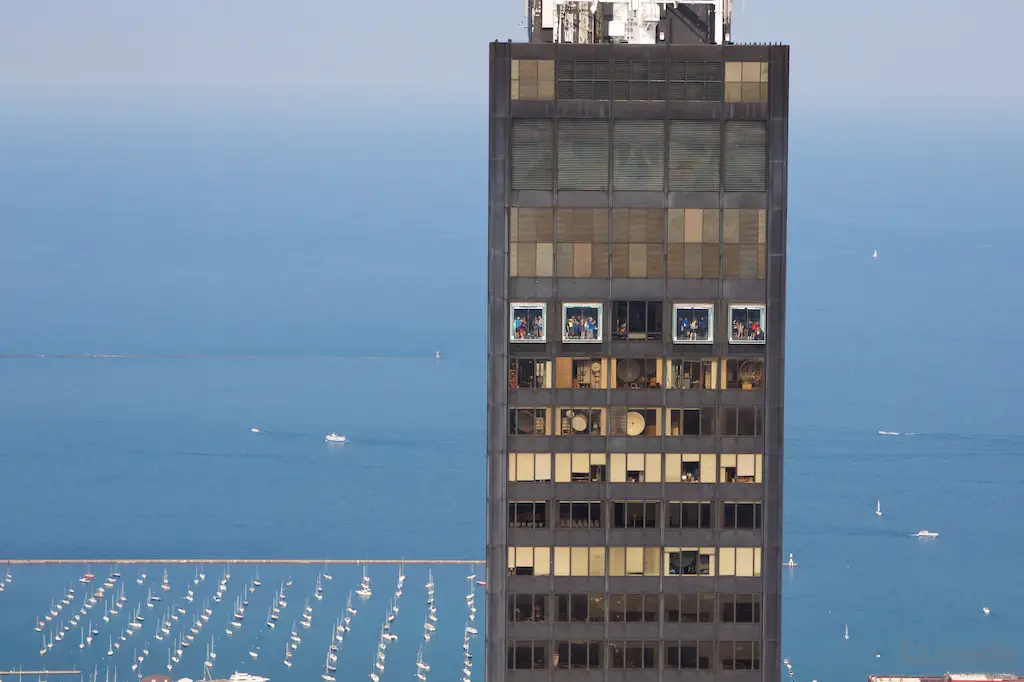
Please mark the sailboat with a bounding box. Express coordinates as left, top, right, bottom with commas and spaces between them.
323, 562, 333, 581
872, 249, 878, 259
844, 624, 849, 640
356, 567, 372, 598
315, 573, 324, 601
876, 499, 882, 516
161, 569, 170, 591
322, 647, 337, 681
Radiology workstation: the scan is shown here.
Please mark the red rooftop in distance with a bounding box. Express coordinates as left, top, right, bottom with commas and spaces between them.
872, 671, 1024, 675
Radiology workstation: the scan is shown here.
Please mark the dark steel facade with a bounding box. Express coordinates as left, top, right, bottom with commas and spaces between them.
486, 40, 789, 682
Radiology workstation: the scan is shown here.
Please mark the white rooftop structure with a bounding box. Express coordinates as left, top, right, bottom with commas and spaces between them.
534, 0, 732, 45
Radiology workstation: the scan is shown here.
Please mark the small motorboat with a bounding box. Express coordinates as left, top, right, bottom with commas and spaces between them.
251, 428, 260, 433
913, 530, 939, 538
325, 433, 347, 443
983, 607, 991, 615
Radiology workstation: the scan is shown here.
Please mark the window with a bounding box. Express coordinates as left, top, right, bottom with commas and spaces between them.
511, 59, 555, 101
554, 357, 606, 389
610, 209, 665, 278
608, 641, 658, 669
667, 407, 717, 436
611, 358, 662, 388
508, 358, 551, 389
511, 120, 554, 191
724, 61, 768, 103
668, 120, 720, 190
554, 641, 602, 669
508, 453, 552, 482
611, 408, 662, 437
668, 61, 724, 102
613, 60, 667, 101
667, 358, 717, 390
664, 594, 715, 623
554, 453, 607, 482
509, 208, 554, 277
667, 208, 719, 278
611, 301, 663, 340
556, 407, 605, 435
555, 593, 605, 622
608, 547, 661, 577
506, 640, 549, 670
553, 546, 606, 577
609, 593, 660, 622
610, 453, 662, 483
613, 120, 665, 190
725, 358, 763, 390
509, 303, 547, 343
557, 501, 602, 529
672, 303, 713, 343
557, 120, 609, 190
508, 408, 550, 435
556, 60, 611, 101
665, 641, 715, 670
722, 502, 762, 530
718, 547, 762, 577
719, 454, 763, 483
507, 547, 551, 576
612, 501, 659, 529
562, 303, 603, 343
723, 121, 767, 192
721, 594, 761, 623
507, 593, 547, 622
729, 304, 766, 343
667, 501, 714, 529
720, 407, 763, 437
555, 208, 608, 277
664, 453, 717, 483
723, 209, 766, 279
720, 641, 761, 670
663, 547, 715, 576
508, 501, 548, 528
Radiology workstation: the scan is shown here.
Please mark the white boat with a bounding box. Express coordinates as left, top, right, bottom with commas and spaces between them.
436, 351, 441, 359
983, 606, 991, 615
876, 499, 882, 516
872, 249, 878, 259
913, 530, 939, 538
251, 428, 260, 433
325, 433, 347, 443
782, 553, 797, 567
356, 567, 372, 598
227, 674, 270, 682
844, 624, 849, 640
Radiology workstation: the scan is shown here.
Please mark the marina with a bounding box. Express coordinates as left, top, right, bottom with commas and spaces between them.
0, 563, 486, 680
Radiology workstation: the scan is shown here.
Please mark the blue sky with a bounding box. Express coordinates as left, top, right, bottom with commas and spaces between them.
2, 0, 1022, 115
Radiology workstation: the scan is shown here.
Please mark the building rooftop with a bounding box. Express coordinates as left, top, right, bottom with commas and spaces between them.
526, 0, 733, 45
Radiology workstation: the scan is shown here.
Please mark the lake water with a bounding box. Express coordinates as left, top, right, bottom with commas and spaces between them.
1, 101, 1023, 680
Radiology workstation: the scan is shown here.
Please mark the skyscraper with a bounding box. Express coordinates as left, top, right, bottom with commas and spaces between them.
486, 2, 788, 681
